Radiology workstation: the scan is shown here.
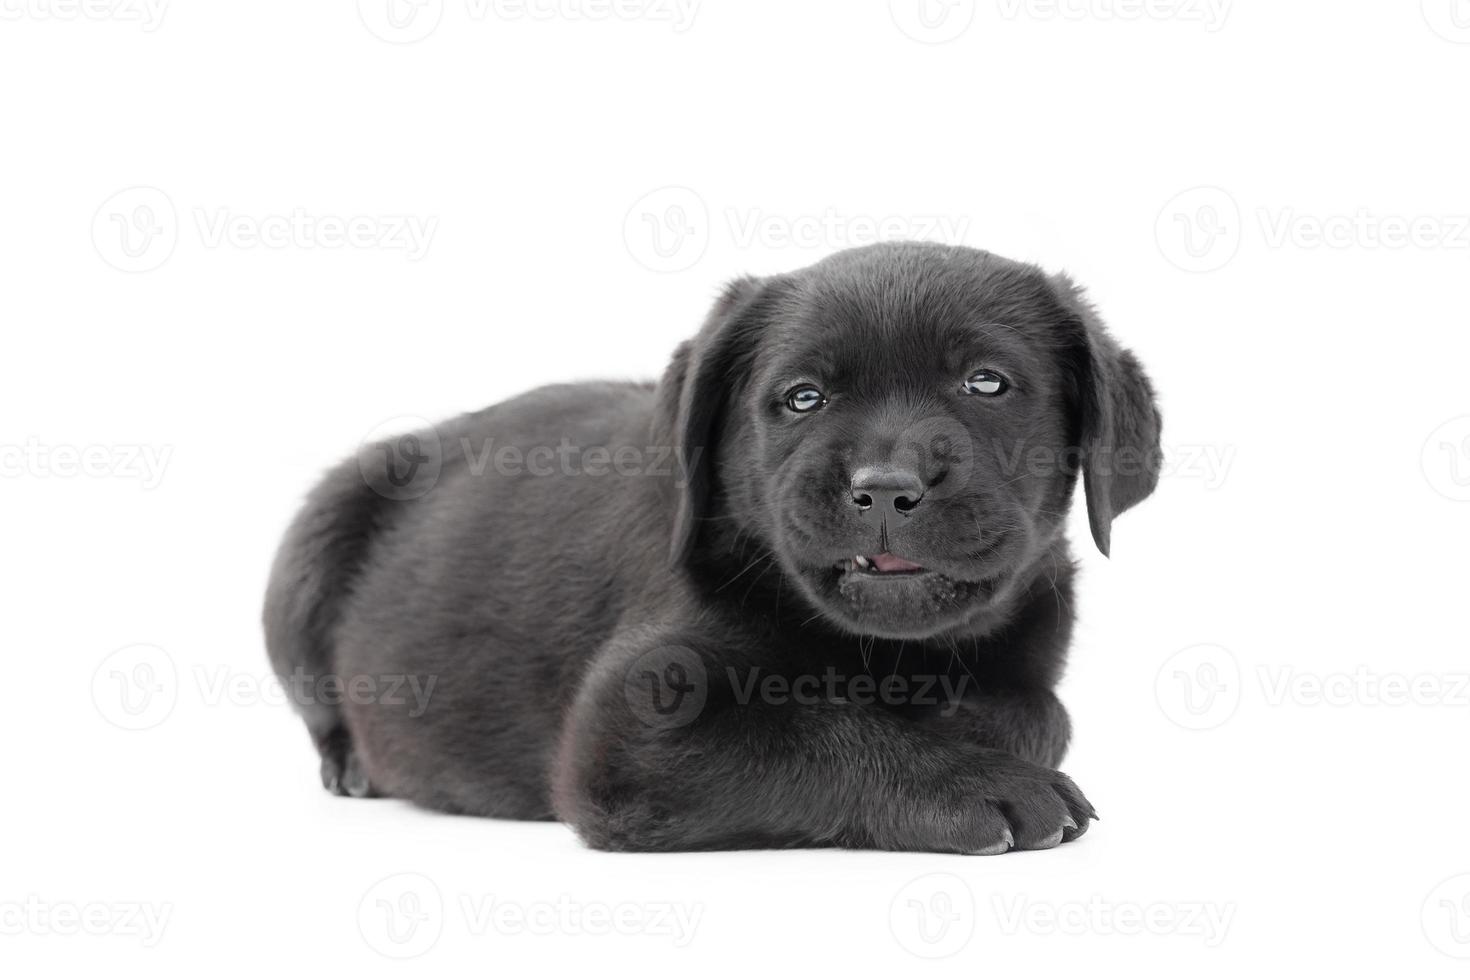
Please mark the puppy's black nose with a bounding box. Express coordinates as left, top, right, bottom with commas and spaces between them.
850, 466, 924, 521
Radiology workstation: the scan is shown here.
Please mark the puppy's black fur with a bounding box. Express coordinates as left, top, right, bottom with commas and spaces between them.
263, 242, 1161, 853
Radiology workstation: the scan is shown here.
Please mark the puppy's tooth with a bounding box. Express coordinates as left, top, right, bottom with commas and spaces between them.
854, 555, 871, 569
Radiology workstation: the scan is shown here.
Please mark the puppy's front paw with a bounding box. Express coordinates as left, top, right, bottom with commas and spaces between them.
960, 762, 1096, 854
318, 730, 376, 799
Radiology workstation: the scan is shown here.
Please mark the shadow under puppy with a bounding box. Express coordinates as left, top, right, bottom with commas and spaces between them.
263, 241, 1161, 854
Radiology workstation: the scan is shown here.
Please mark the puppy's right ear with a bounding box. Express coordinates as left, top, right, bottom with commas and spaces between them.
1050, 273, 1162, 557
653, 275, 773, 566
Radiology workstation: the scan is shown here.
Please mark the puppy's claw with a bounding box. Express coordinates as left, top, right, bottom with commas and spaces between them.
1060, 813, 1090, 843
341, 753, 374, 798
321, 757, 345, 796
1030, 828, 1065, 850
975, 825, 1014, 856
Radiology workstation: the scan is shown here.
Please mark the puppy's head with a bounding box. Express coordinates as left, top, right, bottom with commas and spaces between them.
655, 242, 1161, 640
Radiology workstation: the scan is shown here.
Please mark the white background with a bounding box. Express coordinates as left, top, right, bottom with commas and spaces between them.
4, 0, 1469, 975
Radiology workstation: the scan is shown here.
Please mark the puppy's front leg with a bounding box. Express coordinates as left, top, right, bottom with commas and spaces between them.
917, 689, 1074, 770
551, 631, 1095, 854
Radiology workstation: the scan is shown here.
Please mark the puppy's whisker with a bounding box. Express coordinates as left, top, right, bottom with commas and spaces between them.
739, 556, 779, 607
714, 553, 771, 593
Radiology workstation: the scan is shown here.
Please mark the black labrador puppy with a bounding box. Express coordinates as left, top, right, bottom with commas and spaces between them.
264, 242, 1161, 854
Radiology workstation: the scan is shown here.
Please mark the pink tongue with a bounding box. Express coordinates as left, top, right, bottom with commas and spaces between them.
871, 553, 923, 573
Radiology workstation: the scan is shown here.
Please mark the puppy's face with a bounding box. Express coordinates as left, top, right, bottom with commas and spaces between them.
665, 243, 1160, 641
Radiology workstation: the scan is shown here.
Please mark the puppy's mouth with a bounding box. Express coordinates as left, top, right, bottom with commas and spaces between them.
793, 550, 1007, 639
830, 555, 996, 596
849, 553, 926, 575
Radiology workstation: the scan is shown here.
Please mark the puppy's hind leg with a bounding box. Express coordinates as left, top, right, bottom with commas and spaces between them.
263, 457, 394, 799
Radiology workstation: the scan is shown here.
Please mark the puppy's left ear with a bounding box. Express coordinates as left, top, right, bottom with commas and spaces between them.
1051, 273, 1162, 557
652, 275, 775, 566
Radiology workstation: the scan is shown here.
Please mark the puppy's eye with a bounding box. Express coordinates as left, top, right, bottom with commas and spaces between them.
962, 370, 1009, 397
786, 385, 827, 413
